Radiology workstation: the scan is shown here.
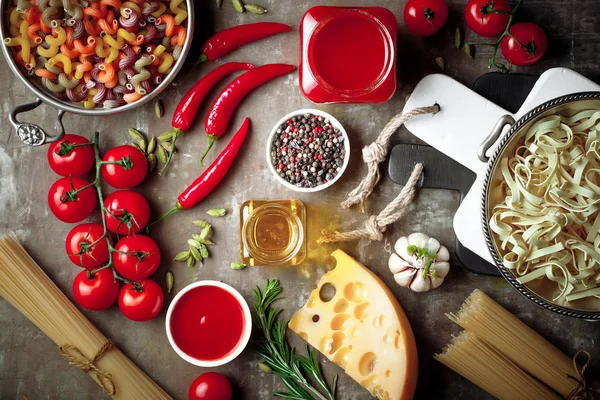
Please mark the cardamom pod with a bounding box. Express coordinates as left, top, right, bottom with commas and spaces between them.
147, 153, 157, 172
187, 239, 202, 249
207, 208, 226, 217
198, 243, 209, 258
193, 234, 214, 245
231, 261, 247, 270
158, 145, 168, 164
131, 142, 144, 153
232, 0, 244, 12
161, 142, 176, 153
174, 251, 190, 261
455, 27, 462, 49
189, 245, 203, 261
166, 271, 174, 293
464, 43, 474, 58
244, 3, 266, 13
155, 100, 164, 118
187, 255, 196, 268
158, 132, 173, 142
435, 56, 445, 71
128, 128, 145, 143
147, 136, 156, 154
192, 220, 210, 228
199, 225, 211, 240
199, 238, 215, 245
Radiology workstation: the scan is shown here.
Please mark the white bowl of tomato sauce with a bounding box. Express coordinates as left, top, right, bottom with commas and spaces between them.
165, 280, 252, 367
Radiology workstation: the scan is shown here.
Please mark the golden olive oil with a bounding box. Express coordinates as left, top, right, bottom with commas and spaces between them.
240, 200, 306, 266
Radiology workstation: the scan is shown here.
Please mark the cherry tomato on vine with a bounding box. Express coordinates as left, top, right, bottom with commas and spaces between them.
73, 268, 120, 310
66, 223, 112, 269
465, 0, 511, 37
189, 372, 233, 400
104, 190, 150, 235
101, 145, 148, 189
47, 134, 95, 177
403, 0, 448, 36
48, 177, 97, 223
500, 22, 547, 66
113, 235, 161, 280
118, 279, 164, 322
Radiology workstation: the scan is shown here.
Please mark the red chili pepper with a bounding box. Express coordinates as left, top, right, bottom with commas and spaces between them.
158, 63, 254, 176
197, 22, 292, 64
201, 64, 296, 164
148, 118, 250, 227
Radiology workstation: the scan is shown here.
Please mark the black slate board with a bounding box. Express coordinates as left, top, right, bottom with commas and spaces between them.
389, 73, 538, 276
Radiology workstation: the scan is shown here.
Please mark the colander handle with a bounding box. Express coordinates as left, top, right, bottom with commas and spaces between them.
9, 98, 65, 146
477, 114, 516, 162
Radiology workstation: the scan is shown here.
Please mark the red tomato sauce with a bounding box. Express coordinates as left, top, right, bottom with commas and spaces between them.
170, 285, 245, 361
300, 6, 397, 104
309, 13, 387, 91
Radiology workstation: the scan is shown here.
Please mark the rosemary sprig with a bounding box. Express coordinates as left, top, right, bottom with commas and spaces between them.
252, 280, 337, 400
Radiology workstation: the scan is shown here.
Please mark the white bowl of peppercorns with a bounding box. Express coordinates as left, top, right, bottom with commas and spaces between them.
266, 109, 350, 192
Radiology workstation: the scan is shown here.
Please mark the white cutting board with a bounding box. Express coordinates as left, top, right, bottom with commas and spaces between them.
403, 68, 600, 264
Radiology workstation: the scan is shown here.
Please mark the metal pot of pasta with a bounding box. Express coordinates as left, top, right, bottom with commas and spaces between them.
0, 0, 193, 146
480, 92, 600, 320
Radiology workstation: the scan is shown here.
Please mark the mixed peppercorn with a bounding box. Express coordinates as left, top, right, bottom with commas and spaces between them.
270, 113, 345, 189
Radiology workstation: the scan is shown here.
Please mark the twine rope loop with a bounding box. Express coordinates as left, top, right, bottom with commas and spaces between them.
341, 104, 439, 211
59, 339, 116, 395
567, 350, 599, 400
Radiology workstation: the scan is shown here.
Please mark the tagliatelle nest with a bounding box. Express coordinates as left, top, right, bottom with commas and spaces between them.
490, 110, 600, 304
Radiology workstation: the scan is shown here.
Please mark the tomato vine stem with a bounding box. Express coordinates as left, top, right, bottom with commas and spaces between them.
86, 131, 141, 288
467, 0, 524, 72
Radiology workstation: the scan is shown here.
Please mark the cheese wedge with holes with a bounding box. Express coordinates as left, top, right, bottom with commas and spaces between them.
289, 250, 418, 400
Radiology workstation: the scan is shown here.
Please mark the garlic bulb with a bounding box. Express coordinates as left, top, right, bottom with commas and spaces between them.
388, 233, 450, 292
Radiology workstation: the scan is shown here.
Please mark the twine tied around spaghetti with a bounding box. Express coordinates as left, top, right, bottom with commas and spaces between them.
59, 339, 116, 395
341, 104, 440, 211
318, 105, 439, 244
567, 350, 600, 400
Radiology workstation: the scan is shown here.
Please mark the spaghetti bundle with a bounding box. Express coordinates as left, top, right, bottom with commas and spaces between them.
0, 235, 172, 400
447, 289, 577, 397
435, 331, 560, 400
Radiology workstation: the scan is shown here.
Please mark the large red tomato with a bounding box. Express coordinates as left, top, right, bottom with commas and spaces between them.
48, 177, 97, 223
500, 22, 548, 66
66, 223, 112, 269
101, 145, 148, 189
113, 235, 161, 280
104, 190, 150, 235
403, 0, 448, 36
465, 0, 511, 37
118, 279, 164, 322
47, 134, 95, 177
73, 269, 120, 310
189, 372, 233, 400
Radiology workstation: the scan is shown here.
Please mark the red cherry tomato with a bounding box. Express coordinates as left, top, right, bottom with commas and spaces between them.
118, 279, 164, 322
66, 223, 112, 269
113, 235, 161, 280
189, 372, 233, 400
465, 0, 510, 37
47, 134, 95, 177
500, 22, 548, 66
101, 145, 148, 189
403, 0, 448, 36
73, 269, 120, 310
104, 190, 150, 235
48, 177, 97, 223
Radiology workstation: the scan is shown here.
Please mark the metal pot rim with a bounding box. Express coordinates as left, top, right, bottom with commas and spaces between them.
0, 0, 194, 117
480, 91, 600, 320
